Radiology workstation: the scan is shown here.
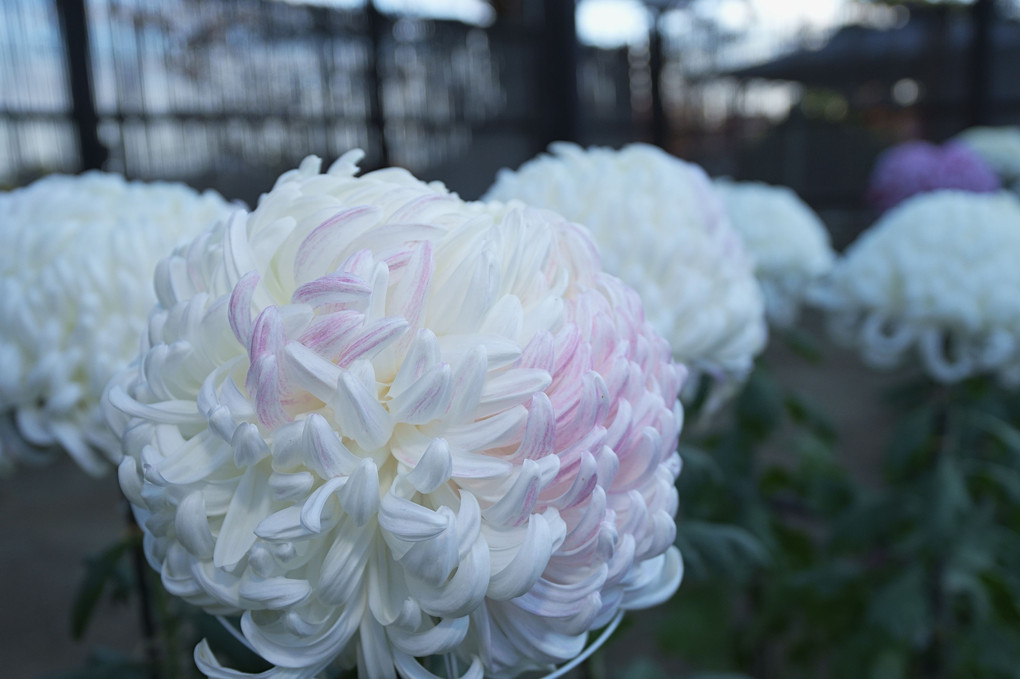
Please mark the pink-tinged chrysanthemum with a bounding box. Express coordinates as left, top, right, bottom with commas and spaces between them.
105, 152, 685, 678
0, 172, 232, 476
484, 143, 766, 410
866, 140, 1000, 213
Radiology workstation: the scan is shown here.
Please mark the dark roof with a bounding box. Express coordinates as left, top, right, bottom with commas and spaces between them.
726, 7, 1020, 90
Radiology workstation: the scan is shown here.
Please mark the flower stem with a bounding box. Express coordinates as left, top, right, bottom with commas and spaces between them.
922, 385, 957, 679
153, 570, 184, 679
125, 501, 161, 679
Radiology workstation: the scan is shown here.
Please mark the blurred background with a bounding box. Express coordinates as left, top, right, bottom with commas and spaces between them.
5, 0, 1020, 242
4, 0, 1020, 677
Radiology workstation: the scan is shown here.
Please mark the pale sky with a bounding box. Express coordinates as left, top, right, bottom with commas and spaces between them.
277, 0, 911, 70
576, 0, 848, 48
281, 0, 849, 39
280, 0, 497, 25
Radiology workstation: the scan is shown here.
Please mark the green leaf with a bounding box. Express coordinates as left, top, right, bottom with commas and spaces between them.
982, 572, 1020, 627
795, 429, 835, 467
677, 443, 724, 484
928, 456, 971, 541
781, 326, 824, 363
758, 464, 795, 495
830, 494, 902, 550
736, 369, 784, 441
964, 458, 1020, 504
618, 658, 668, 679
71, 536, 136, 640
655, 583, 738, 666
885, 403, 937, 478
970, 411, 1020, 464
945, 567, 991, 623
954, 621, 1020, 676
769, 521, 817, 568
787, 559, 867, 613
868, 649, 908, 679
683, 372, 714, 423
866, 566, 929, 644
883, 377, 936, 410
675, 520, 770, 582
785, 392, 837, 445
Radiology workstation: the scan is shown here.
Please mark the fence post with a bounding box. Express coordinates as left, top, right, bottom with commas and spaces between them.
366, 0, 391, 168
648, 8, 666, 148
967, 0, 994, 127
55, 0, 107, 171
541, 0, 578, 145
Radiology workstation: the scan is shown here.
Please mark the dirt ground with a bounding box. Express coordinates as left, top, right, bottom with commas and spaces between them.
0, 458, 143, 677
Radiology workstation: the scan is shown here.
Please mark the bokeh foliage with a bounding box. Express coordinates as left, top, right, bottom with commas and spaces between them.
660, 329, 1020, 679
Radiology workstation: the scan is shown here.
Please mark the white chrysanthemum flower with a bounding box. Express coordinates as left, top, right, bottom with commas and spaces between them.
714, 180, 835, 327
812, 190, 1020, 384
105, 152, 685, 678
0, 172, 233, 475
955, 126, 1020, 192
484, 142, 766, 400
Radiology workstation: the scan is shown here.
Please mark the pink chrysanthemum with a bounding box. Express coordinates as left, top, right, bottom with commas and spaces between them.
106, 153, 686, 678
867, 140, 1000, 213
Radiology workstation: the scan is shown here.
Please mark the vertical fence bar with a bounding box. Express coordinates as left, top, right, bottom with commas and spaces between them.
967, 0, 994, 128
648, 7, 666, 148
312, 7, 335, 160
541, 0, 578, 145
366, 0, 390, 168
55, 0, 107, 170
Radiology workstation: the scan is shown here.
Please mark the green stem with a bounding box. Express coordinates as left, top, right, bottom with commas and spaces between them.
125, 503, 161, 679
153, 571, 184, 678
922, 385, 957, 679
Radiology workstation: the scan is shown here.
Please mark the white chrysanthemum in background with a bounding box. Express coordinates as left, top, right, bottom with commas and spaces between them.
811, 190, 1020, 384
955, 126, 1020, 193
485, 142, 766, 405
0, 173, 233, 476
105, 152, 685, 678
714, 179, 835, 327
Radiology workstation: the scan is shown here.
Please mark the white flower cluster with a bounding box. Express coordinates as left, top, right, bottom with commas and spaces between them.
955, 126, 1020, 192
106, 153, 685, 678
485, 143, 766, 397
714, 180, 835, 327
0, 172, 233, 475
812, 190, 1020, 384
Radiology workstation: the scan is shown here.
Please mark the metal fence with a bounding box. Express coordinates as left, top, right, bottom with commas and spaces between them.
1, 0, 584, 201
1, 1, 79, 184
3, 0, 1020, 228
1, 0, 658, 203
